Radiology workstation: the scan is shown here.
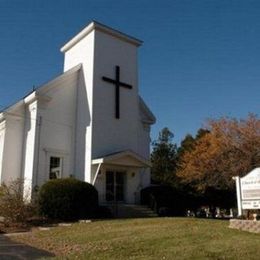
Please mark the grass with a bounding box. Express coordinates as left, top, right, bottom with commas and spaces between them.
12, 218, 260, 259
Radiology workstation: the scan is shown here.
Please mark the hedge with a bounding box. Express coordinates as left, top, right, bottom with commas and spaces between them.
140, 185, 187, 216
38, 178, 98, 221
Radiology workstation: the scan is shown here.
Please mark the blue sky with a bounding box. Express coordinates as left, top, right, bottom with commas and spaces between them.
0, 0, 259, 144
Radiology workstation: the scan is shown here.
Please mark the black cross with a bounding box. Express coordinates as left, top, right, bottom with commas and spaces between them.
102, 65, 132, 119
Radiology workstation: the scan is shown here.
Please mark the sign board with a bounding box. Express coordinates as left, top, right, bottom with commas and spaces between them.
242, 200, 260, 209
233, 168, 260, 215
241, 169, 260, 202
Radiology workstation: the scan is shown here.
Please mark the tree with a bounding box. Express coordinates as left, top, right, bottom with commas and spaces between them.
177, 114, 260, 193
177, 134, 195, 160
151, 128, 178, 185
177, 129, 210, 163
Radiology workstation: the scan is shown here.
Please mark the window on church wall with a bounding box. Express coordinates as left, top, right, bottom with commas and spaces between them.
49, 156, 62, 179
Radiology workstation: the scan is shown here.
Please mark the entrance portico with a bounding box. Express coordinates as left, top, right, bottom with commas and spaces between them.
91, 150, 151, 204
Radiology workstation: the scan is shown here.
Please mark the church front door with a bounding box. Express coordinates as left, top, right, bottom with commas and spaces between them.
106, 171, 125, 202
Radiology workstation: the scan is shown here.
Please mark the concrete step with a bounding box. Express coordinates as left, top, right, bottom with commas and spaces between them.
104, 204, 158, 218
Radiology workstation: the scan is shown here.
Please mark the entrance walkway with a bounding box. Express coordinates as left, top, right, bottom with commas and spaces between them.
0, 234, 54, 259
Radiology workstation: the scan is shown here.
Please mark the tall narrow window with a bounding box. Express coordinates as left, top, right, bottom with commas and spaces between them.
106, 171, 125, 202
49, 157, 62, 179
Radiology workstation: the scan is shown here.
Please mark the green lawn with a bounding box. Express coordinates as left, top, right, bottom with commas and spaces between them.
12, 218, 260, 259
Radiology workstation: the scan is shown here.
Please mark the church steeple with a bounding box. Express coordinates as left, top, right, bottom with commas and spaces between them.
61, 21, 142, 54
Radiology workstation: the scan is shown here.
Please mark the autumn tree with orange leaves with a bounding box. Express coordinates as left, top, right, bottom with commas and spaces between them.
177, 114, 260, 193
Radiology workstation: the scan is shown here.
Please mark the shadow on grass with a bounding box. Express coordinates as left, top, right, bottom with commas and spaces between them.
0, 234, 55, 259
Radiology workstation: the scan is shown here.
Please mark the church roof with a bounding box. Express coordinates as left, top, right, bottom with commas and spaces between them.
0, 64, 82, 122
61, 21, 143, 53
139, 97, 156, 124
33, 63, 82, 97
92, 150, 151, 168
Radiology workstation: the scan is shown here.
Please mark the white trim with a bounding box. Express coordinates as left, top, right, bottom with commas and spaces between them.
92, 150, 151, 167
0, 64, 82, 123
44, 149, 68, 180
36, 64, 82, 95
24, 92, 51, 105
45, 153, 64, 180
43, 148, 69, 156
0, 121, 6, 131
92, 163, 102, 185
60, 21, 142, 53
49, 156, 63, 179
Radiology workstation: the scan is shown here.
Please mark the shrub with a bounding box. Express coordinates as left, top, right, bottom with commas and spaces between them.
204, 187, 236, 209
38, 178, 98, 221
158, 207, 174, 217
0, 179, 35, 227
141, 185, 187, 216
0, 186, 4, 198
93, 206, 113, 219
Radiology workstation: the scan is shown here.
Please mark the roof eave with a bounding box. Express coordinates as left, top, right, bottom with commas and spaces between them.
92, 150, 151, 168
60, 21, 142, 53
0, 64, 82, 118
139, 97, 156, 124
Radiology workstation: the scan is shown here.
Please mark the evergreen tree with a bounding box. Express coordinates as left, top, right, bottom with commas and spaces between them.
177, 128, 209, 162
151, 128, 177, 185
195, 128, 210, 140
177, 134, 195, 160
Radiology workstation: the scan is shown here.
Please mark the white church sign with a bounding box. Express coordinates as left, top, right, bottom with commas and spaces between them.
233, 168, 260, 215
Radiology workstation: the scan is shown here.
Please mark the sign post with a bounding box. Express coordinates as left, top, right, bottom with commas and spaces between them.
233, 176, 242, 216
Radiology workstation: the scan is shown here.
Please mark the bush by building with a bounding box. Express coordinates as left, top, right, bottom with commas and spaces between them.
141, 185, 188, 216
38, 178, 98, 221
0, 179, 36, 227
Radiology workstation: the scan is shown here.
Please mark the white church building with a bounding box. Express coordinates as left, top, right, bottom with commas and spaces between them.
0, 21, 156, 204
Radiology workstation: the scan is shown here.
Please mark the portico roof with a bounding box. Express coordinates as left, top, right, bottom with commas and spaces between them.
92, 150, 151, 168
